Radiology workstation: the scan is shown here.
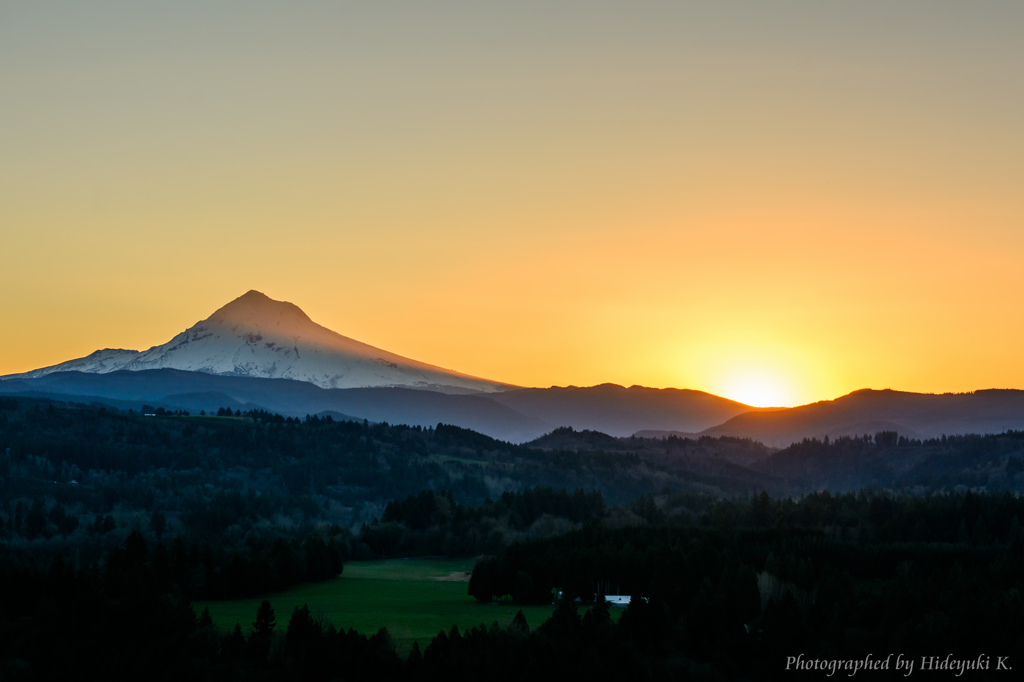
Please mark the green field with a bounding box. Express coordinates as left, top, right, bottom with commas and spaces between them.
194, 558, 559, 655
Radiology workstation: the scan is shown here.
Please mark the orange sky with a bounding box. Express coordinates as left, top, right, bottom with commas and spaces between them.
2, 2, 1023, 407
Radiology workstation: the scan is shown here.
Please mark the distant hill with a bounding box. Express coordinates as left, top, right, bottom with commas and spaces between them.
700, 389, 1024, 446
0, 372, 754, 443
490, 383, 758, 437
525, 426, 630, 451
6, 373, 1024, 446
0, 369, 548, 443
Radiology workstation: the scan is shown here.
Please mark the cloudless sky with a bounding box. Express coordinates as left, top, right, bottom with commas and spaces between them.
2, 1, 1023, 406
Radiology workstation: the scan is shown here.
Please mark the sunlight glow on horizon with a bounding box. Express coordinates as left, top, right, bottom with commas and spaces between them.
717, 369, 796, 408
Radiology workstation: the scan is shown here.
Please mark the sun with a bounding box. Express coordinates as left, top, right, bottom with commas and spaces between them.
719, 369, 794, 408
681, 339, 818, 408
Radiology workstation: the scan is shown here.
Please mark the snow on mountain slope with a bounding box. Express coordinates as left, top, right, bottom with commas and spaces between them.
21, 348, 142, 375
11, 291, 513, 393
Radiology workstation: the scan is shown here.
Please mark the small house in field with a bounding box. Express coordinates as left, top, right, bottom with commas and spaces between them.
555, 591, 633, 607
602, 595, 631, 608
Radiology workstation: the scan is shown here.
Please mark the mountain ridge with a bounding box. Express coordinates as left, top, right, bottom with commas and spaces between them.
699, 388, 1024, 446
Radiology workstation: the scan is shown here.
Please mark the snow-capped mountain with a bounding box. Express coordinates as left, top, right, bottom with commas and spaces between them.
12, 290, 513, 393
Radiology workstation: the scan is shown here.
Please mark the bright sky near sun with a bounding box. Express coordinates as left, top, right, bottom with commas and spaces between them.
2, 1, 1023, 407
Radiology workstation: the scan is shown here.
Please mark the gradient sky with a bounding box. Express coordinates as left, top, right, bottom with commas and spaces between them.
2, 1, 1023, 407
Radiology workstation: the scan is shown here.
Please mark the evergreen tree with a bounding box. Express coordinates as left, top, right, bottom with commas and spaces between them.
249, 599, 277, 660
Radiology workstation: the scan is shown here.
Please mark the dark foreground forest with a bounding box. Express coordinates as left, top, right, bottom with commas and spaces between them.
2, 398, 1023, 679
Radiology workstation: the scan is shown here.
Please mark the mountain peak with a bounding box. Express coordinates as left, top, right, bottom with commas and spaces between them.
208, 290, 313, 329
239, 289, 271, 302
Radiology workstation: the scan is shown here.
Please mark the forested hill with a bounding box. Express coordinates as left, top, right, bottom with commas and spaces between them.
0, 397, 777, 563
3, 397, 1024, 567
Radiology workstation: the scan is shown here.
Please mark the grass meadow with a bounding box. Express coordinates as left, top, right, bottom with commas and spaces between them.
194, 558, 562, 656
